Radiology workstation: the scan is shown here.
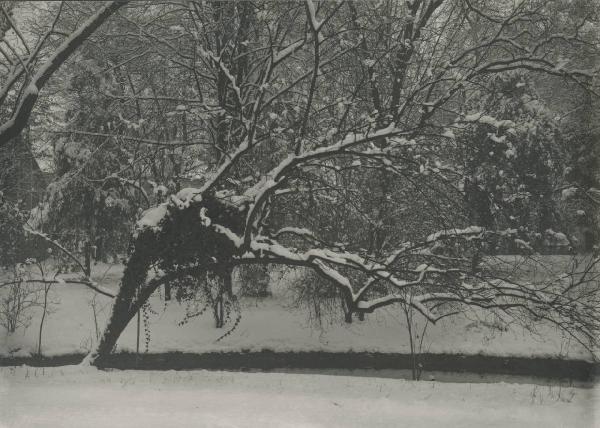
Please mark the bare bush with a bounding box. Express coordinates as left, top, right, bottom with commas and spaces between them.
0, 268, 39, 334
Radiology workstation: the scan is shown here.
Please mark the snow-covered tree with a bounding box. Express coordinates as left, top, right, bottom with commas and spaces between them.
83, 0, 600, 364
456, 74, 566, 248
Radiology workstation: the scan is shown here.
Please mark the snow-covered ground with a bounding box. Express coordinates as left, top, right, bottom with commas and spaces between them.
0, 366, 596, 428
0, 261, 595, 360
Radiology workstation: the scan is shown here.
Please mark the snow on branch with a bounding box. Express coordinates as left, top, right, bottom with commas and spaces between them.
305, 0, 323, 32
273, 39, 306, 65
198, 45, 244, 110
241, 124, 406, 248
425, 226, 484, 243
459, 113, 515, 129
199, 138, 250, 194
136, 203, 169, 234
0, 277, 116, 299
23, 226, 90, 278
242, 234, 457, 306
0, 2, 123, 146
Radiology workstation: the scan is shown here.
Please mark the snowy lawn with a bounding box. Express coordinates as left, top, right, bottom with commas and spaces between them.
0, 366, 597, 428
0, 259, 595, 360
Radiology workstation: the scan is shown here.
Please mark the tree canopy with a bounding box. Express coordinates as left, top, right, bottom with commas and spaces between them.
0, 0, 598, 364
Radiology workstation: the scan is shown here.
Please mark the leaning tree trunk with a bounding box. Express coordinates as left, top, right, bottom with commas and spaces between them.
88, 191, 246, 366
90, 248, 154, 366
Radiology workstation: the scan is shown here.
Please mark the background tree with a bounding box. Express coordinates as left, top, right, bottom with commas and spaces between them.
0, 1, 123, 146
